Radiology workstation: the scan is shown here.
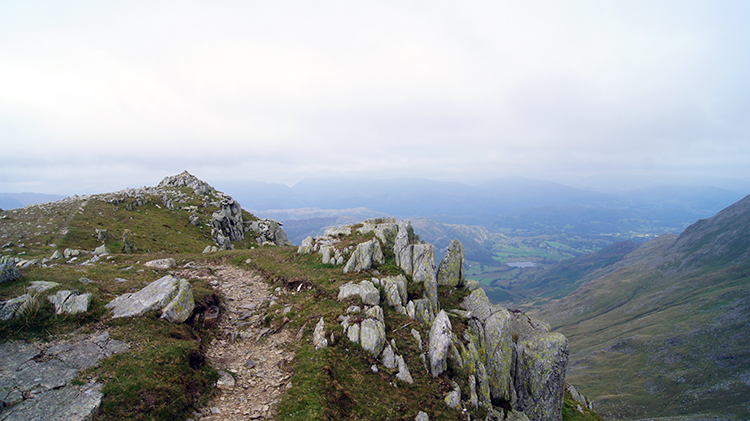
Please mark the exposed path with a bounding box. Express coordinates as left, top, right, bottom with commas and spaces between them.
185, 266, 294, 421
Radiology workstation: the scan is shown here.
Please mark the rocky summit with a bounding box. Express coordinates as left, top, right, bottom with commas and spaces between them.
0, 172, 598, 421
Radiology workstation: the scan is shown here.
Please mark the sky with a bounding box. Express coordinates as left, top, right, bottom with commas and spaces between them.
2, 0, 750, 195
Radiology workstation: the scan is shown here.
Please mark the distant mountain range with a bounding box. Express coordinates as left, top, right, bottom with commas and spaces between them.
0, 193, 66, 210
231, 177, 744, 235
522, 194, 750, 420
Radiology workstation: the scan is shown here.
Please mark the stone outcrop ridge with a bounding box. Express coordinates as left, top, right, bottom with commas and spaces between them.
312, 219, 570, 421
0, 331, 129, 421
157, 170, 213, 195
245, 219, 292, 247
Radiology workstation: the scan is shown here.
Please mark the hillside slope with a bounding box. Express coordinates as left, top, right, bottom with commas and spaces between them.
529, 194, 750, 420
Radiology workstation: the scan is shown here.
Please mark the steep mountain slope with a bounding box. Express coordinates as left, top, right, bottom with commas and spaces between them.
528, 195, 750, 420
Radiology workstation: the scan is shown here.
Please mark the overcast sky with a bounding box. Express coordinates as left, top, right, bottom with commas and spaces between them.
2, 0, 750, 195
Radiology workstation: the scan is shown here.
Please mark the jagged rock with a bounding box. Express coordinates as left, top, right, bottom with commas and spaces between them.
365, 305, 384, 321
429, 310, 452, 377
143, 258, 176, 270
461, 286, 496, 323
383, 275, 408, 308
297, 236, 314, 254
94, 228, 108, 241
211, 195, 245, 246
157, 170, 213, 195
513, 332, 568, 421
468, 374, 479, 408
106, 274, 186, 320
394, 220, 418, 273
358, 218, 399, 249
381, 344, 397, 369
396, 355, 414, 384
412, 298, 435, 326
437, 239, 465, 287
411, 329, 423, 351
313, 317, 328, 350
48, 290, 92, 315
415, 411, 429, 421
27, 281, 60, 292
343, 239, 384, 273
49, 250, 63, 260
160, 279, 195, 324
338, 280, 380, 306
245, 219, 292, 246
189, 214, 202, 226
484, 309, 513, 402
506, 410, 532, 421
0, 294, 32, 321
93, 244, 109, 255
445, 384, 461, 409
0, 259, 22, 285
360, 318, 386, 358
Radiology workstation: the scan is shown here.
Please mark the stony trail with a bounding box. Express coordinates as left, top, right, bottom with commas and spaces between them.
184, 266, 294, 421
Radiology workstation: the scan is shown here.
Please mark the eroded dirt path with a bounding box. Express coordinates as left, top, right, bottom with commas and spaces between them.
182, 266, 294, 421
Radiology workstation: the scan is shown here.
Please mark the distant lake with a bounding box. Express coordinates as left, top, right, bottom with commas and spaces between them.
506, 262, 536, 268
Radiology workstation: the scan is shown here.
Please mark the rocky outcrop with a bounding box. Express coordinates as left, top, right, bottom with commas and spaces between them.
343, 239, 384, 273
211, 195, 245, 249
157, 170, 213, 195
337, 280, 380, 306
437, 239, 465, 287
357, 218, 399, 249
245, 219, 293, 246
105, 274, 195, 323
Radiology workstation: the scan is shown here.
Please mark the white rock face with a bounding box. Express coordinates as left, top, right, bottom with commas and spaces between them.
160, 279, 195, 324
337, 280, 380, 306
343, 239, 384, 273
313, 317, 328, 350
105, 275, 194, 324
48, 290, 92, 315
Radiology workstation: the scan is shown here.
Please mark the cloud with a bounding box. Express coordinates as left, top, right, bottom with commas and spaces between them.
1, 1, 750, 193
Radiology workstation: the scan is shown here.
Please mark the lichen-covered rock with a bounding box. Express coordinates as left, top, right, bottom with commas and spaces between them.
381, 344, 397, 369
513, 332, 568, 421
297, 236, 314, 254
93, 244, 109, 255
143, 258, 176, 270
365, 305, 384, 322
445, 384, 461, 409
565, 382, 593, 410
343, 239, 384, 273
160, 279, 195, 323
437, 239, 465, 287
396, 355, 414, 384
337, 280, 380, 306
413, 298, 436, 326
47, 290, 92, 315
0, 294, 32, 321
105, 275, 181, 319
358, 218, 399, 249
49, 250, 63, 260
0, 261, 22, 284
415, 411, 429, 421
429, 310, 452, 377
383, 275, 408, 308
394, 220, 418, 273
484, 308, 513, 402
347, 323, 360, 343
360, 318, 386, 358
